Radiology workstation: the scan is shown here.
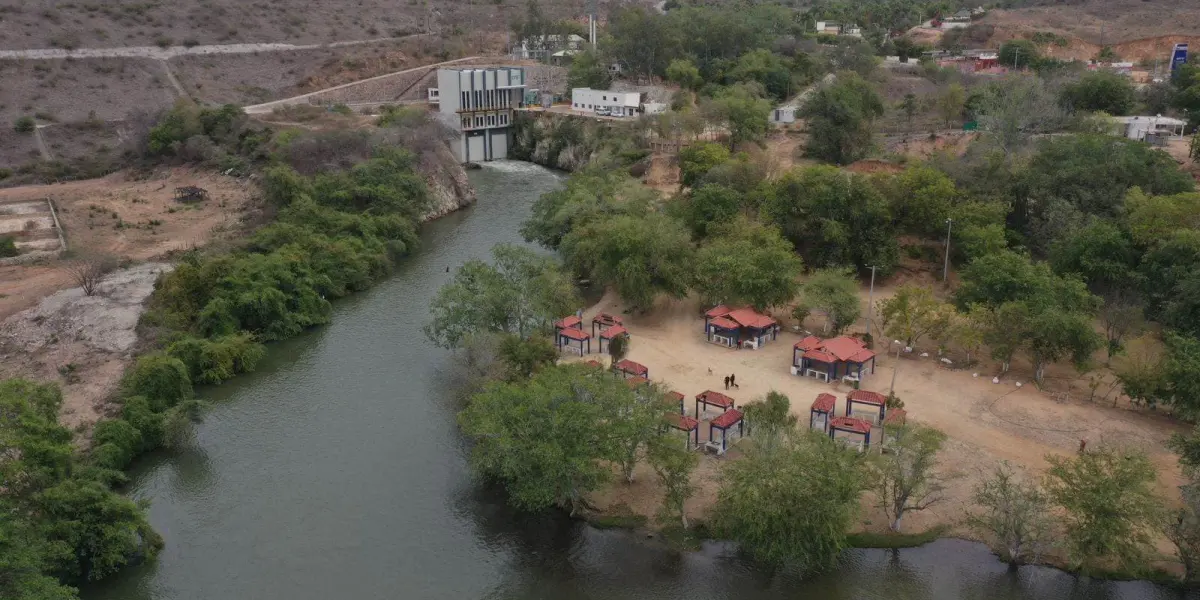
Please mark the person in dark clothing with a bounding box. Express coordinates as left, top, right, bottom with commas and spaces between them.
724, 376, 730, 390
730, 373, 738, 388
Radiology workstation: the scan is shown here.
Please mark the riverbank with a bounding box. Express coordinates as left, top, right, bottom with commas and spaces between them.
570, 288, 1189, 579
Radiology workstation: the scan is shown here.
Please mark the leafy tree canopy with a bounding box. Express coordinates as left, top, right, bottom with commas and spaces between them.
693, 218, 803, 311
1060, 70, 1137, 116
800, 72, 885, 165
562, 212, 694, 311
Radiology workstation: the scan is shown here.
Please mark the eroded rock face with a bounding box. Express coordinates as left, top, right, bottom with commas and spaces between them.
420, 141, 476, 221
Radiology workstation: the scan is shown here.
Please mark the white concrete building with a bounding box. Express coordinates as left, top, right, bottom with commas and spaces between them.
1111, 115, 1187, 142
815, 21, 841, 34
432, 67, 526, 163
770, 105, 797, 125
571, 88, 641, 117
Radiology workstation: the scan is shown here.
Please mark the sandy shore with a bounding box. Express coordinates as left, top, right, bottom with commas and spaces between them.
573, 288, 1188, 552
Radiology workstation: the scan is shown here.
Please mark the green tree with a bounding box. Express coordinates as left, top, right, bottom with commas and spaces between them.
607, 5, 680, 80
765, 166, 899, 273
693, 219, 802, 311
972, 75, 1065, 157
948, 303, 989, 364
936, 83, 966, 128
0, 514, 78, 600
567, 48, 613, 90
426, 244, 580, 349
871, 423, 952, 531
666, 58, 703, 91
0, 379, 72, 499
35, 478, 162, 581
708, 84, 772, 151
647, 432, 699, 528
877, 285, 954, 349
683, 184, 742, 237
966, 463, 1053, 565
955, 250, 1098, 313
1166, 482, 1200, 582
677, 142, 731, 189
458, 365, 622, 514
878, 164, 957, 238
711, 430, 864, 571
1025, 307, 1103, 384
1122, 332, 1200, 419
607, 332, 629, 366
800, 72, 885, 165
900, 93, 919, 134
1125, 188, 1200, 248
1044, 447, 1163, 572
13, 116, 36, 133
1049, 220, 1141, 297
800, 268, 862, 335
122, 354, 193, 412
727, 48, 795, 101
608, 383, 672, 483
522, 169, 646, 249
999, 40, 1038, 69
1060, 71, 1137, 115
496, 334, 558, 381
741, 390, 797, 437
0, 236, 17, 258
561, 212, 694, 311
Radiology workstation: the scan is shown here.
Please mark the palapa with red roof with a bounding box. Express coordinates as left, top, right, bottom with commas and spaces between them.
830, 416, 873, 450
591, 312, 624, 337
554, 315, 583, 330
556, 325, 592, 355
667, 391, 686, 414
709, 408, 744, 453
613, 359, 648, 379
598, 324, 629, 353
846, 389, 887, 424
703, 305, 779, 349
663, 412, 700, 449
625, 376, 649, 389
810, 393, 836, 433
792, 335, 877, 383
695, 390, 735, 416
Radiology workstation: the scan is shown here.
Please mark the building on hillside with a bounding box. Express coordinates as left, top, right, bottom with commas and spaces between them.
770, 104, 798, 125
432, 67, 526, 163
815, 21, 842, 34
1110, 115, 1187, 144
570, 88, 641, 117
514, 34, 586, 61
841, 24, 863, 38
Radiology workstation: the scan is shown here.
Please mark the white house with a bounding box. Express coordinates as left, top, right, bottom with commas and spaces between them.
1110, 115, 1187, 142
815, 21, 841, 34
571, 88, 641, 117
770, 105, 797, 125
514, 34, 586, 60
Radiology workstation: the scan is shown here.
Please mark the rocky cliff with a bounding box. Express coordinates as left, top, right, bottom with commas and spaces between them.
420, 140, 476, 221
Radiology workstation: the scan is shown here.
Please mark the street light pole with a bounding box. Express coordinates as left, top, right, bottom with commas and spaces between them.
889, 340, 901, 397
942, 218, 953, 282
865, 265, 877, 342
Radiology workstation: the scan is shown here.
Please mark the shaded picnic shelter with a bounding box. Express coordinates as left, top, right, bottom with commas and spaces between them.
667, 391, 686, 414
709, 408, 744, 454
695, 390, 736, 417
613, 359, 648, 379
703, 305, 779, 349
830, 416, 872, 450
792, 336, 877, 383
664, 412, 700, 449
592, 312, 623, 337
555, 326, 591, 355
846, 389, 887, 424
598, 325, 628, 352
810, 392, 836, 433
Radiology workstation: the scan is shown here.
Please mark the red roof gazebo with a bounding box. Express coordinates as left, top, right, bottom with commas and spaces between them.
598, 325, 628, 352
709, 408, 744, 454
810, 393, 836, 433
846, 389, 887, 424
667, 391, 686, 414
695, 390, 735, 417
830, 416, 873, 451
592, 313, 624, 337
556, 326, 592, 355
555, 315, 583, 331
625, 375, 649, 389
613, 359, 648, 379
664, 412, 700, 449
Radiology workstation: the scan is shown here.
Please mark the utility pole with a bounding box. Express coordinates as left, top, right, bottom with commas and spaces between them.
942, 218, 953, 282
889, 340, 900, 397
865, 265, 877, 342
1012, 47, 1020, 70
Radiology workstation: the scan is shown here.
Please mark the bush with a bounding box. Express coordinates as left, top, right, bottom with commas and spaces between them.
91, 419, 142, 470
14, 116, 35, 133
123, 354, 193, 411
0, 236, 18, 258
121, 396, 166, 452
167, 333, 266, 384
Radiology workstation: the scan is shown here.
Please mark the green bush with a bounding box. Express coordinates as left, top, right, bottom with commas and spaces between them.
14, 115, 35, 133
91, 419, 142, 470
0, 236, 18, 258
121, 395, 166, 452
166, 333, 267, 384
123, 354, 193, 411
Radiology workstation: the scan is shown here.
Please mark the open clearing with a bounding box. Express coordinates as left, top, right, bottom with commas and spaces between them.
575, 287, 1187, 552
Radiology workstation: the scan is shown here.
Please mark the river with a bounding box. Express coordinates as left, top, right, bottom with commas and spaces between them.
84, 161, 1193, 600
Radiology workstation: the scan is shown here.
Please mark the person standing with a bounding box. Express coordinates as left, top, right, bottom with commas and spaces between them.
724, 375, 730, 390
730, 373, 738, 389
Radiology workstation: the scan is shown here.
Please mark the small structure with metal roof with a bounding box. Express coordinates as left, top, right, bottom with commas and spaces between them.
613, 359, 648, 379
591, 313, 624, 337
664, 412, 700, 449
703, 305, 779, 350
792, 335, 876, 383
598, 325, 628, 353
830, 416, 872, 451
709, 408, 744, 454
556, 326, 592, 355
810, 393, 836, 433
695, 390, 736, 418
846, 389, 887, 424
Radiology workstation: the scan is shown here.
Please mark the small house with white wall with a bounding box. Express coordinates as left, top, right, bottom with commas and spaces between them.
815, 21, 842, 34
1110, 115, 1187, 144
571, 88, 641, 117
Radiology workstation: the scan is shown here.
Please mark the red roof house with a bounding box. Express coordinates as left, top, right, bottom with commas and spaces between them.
792, 336, 877, 382
704, 305, 778, 349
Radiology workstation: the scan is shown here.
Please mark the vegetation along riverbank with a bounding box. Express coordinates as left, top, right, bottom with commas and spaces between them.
1, 101, 474, 599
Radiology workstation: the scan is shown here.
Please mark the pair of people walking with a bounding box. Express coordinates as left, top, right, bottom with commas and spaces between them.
723, 373, 738, 390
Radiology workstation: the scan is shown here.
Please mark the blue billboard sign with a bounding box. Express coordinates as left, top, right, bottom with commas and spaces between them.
1171, 43, 1189, 74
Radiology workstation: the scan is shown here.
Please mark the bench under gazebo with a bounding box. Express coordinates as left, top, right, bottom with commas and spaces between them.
554, 314, 583, 332
592, 313, 624, 337
846, 389, 887, 424
598, 325, 628, 352
830, 416, 872, 451
556, 326, 592, 355
667, 391, 686, 414
664, 413, 700, 449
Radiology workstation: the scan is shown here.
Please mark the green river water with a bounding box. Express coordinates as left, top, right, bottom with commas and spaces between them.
83, 161, 1195, 600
